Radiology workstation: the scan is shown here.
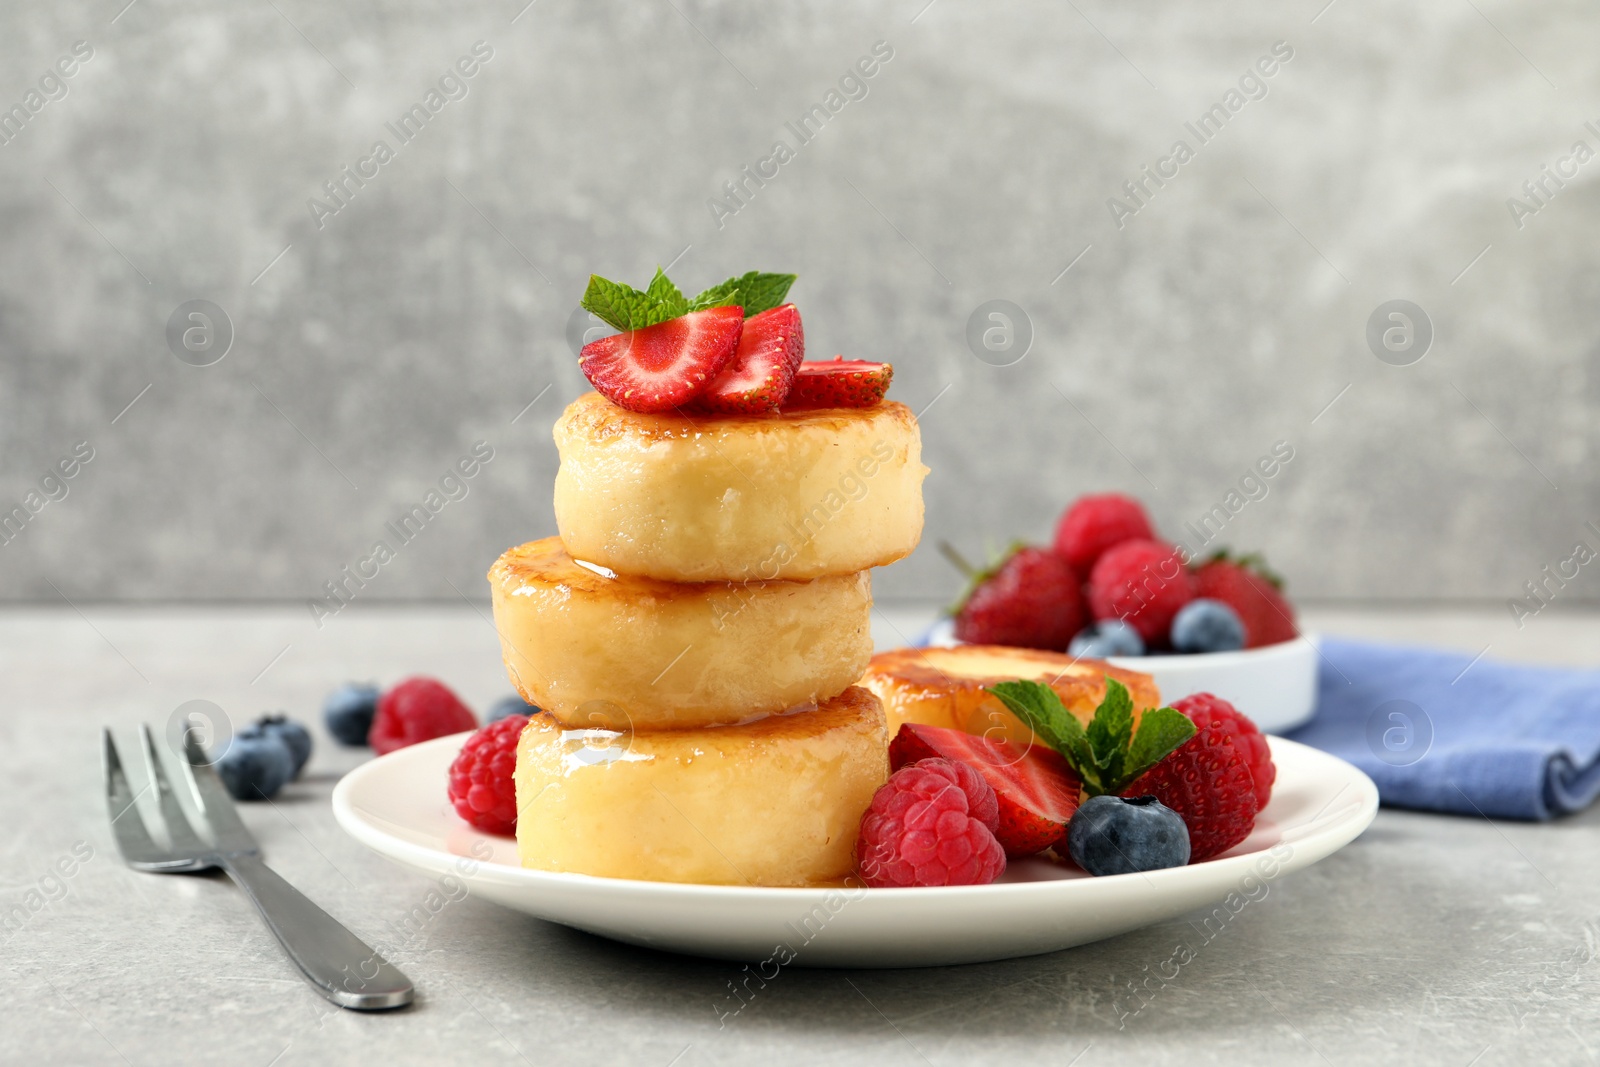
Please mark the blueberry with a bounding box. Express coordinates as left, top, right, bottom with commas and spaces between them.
1067, 794, 1190, 876
1068, 619, 1145, 658
215, 733, 295, 801
487, 694, 541, 723
254, 714, 312, 778
1170, 598, 1245, 654
323, 683, 380, 746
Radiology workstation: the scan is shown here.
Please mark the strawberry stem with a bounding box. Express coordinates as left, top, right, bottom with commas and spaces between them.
938, 541, 978, 579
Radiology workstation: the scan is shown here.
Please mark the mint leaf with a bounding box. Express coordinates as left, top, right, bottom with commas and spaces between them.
1123, 707, 1197, 784
580, 269, 693, 332
1085, 678, 1134, 786
990, 675, 1198, 796
582, 268, 795, 333
691, 271, 796, 317
986, 680, 1093, 777
687, 277, 744, 312
733, 272, 795, 315
581, 274, 652, 332
644, 268, 688, 319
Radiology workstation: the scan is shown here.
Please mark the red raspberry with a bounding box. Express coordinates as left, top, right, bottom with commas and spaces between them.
953, 546, 1086, 652
857, 759, 1006, 887
447, 714, 529, 835
370, 677, 478, 755
1053, 493, 1155, 574
1171, 692, 1275, 810
1087, 539, 1196, 645
1123, 693, 1266, 861
1192, 556, 1298, 648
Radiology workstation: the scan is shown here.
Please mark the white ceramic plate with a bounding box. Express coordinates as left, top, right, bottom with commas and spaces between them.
333, 732, 1376, 968
920, 620, 1321, 734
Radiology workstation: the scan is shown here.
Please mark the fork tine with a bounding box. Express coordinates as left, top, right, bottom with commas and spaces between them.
178, 725, 258, 853
103, 729, 169, 865
139, 724, 210, 853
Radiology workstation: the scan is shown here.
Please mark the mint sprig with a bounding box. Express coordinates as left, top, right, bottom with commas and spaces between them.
643, 268, 689, 318
581, 268, 687, 331
692, 271, 796, 316
580, 269, 796, 333
987, 678, 1196, 796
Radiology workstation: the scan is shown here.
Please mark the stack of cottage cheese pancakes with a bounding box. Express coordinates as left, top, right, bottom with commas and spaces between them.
489, 392, 927, 885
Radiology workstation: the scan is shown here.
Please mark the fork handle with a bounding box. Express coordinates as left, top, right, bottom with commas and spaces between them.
221, 853, 414, 1010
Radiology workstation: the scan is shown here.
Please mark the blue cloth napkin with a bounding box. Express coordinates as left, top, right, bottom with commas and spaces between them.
1287, 637, 1600, 821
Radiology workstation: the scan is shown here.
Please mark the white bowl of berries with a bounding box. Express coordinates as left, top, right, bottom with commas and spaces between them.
934, 493, 1319, 734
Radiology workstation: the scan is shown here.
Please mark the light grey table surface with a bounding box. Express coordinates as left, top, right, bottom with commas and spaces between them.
3, 603, 1598, 1066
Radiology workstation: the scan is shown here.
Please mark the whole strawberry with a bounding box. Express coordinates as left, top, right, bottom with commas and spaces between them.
1087, 539, 1196, 646
1053, 493, 1155, 574
370, 677, 478, 755
1169, 692, 1275, 810
1122, 693, 1265, 861
448, 714, 530, 835
1192, 553, 1298, 648
952, 546, 1086, 652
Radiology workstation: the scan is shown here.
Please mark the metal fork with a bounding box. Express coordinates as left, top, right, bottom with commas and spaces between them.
104, 723, 414, 1010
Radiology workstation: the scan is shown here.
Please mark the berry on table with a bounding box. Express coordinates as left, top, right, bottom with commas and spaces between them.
215, 732, 295, 801
856, 758, 1007, 887
370, 677, 478, 755
1170, 598, 1246, 654
448, 714, 530, 835
1068, 619, 1146, 659
1052, 493, 1155, 574
951, 545, 1086, 652
323, 683, 380, 747
1087, 539, 1196, 646
1066, 794, 1190, 876
253, 714, 312, 778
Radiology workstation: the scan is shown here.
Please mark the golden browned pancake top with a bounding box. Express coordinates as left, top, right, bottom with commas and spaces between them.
864, 644, 1160, 710
520, 684, 884, 749
488, 536, 816, 597
556, 390, 917, 445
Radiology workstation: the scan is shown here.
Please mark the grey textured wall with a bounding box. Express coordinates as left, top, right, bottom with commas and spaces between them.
1, 0, 1596, 616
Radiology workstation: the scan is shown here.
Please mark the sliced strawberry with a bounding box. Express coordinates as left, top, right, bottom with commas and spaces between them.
889, 723, 1081, 857
687, 304, 804, 414
780, 357, 892, 410
577, 306, 743, 413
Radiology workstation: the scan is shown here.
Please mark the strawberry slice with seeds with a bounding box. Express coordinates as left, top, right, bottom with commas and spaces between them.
780, 357, 892, 410
890, 722, 1081, 857
578, 306, 743, 413
687, 304, 805, 415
